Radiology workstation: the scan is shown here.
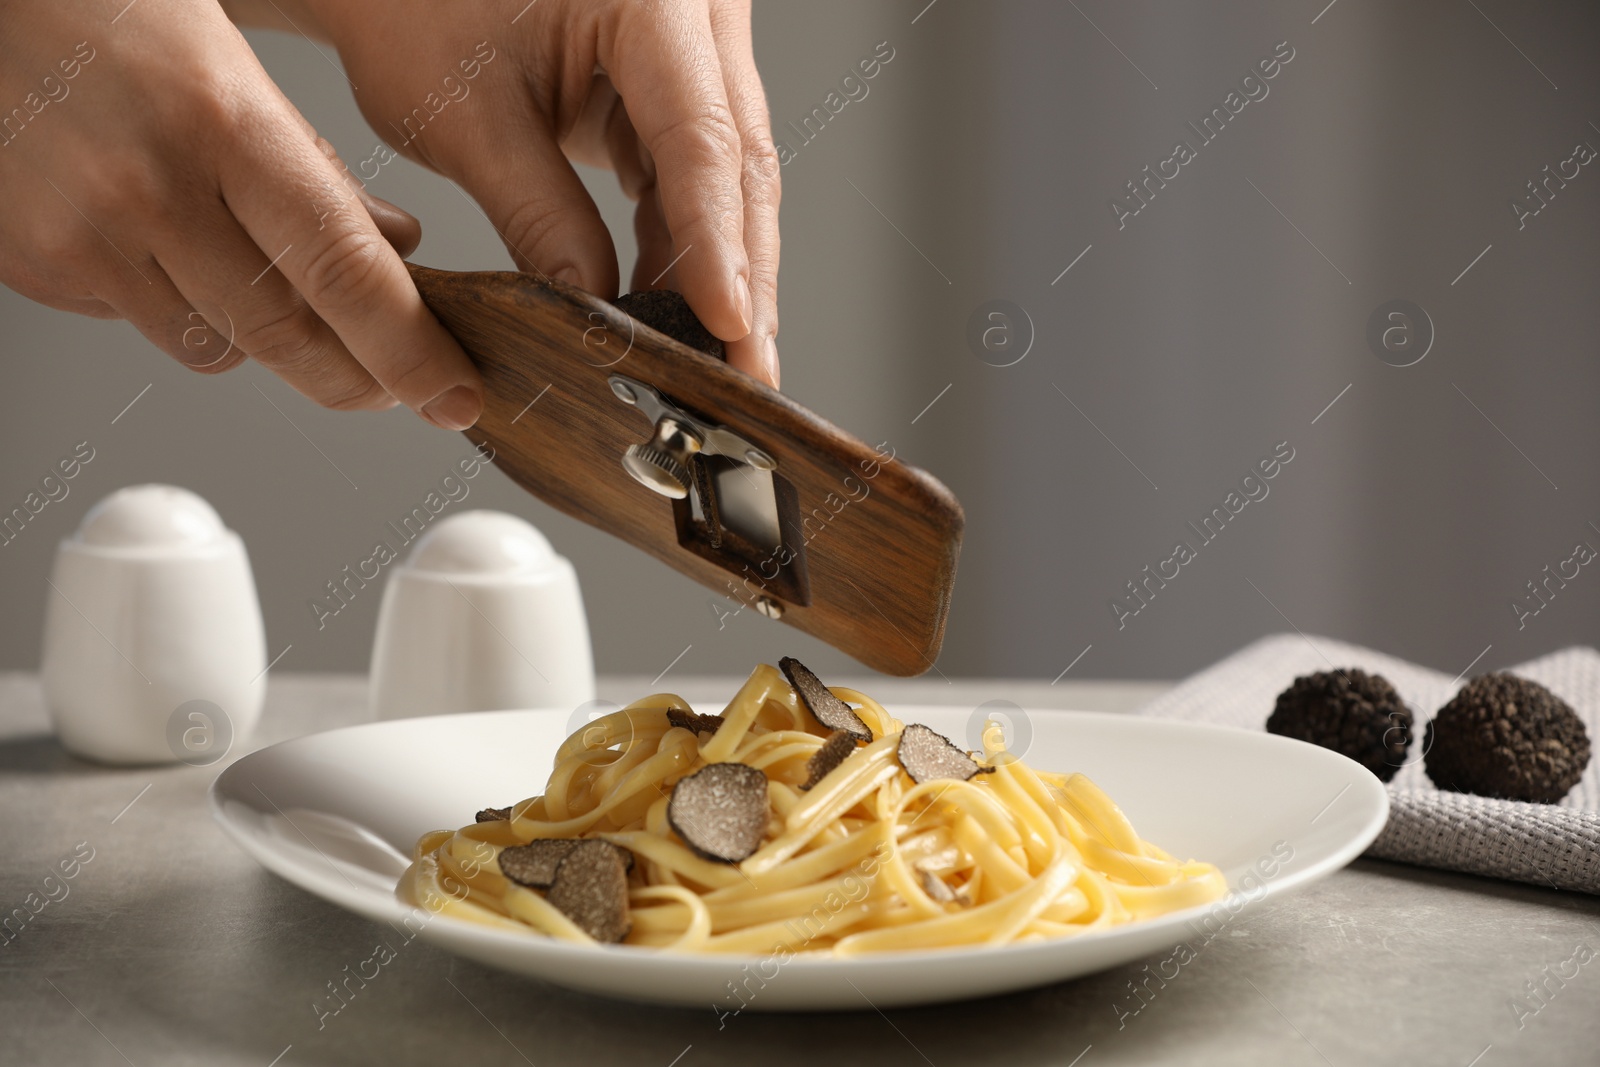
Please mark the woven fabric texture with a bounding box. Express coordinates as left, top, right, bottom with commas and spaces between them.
1134, 634, 1600, 893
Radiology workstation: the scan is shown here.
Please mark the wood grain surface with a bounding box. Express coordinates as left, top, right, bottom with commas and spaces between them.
408, 264, 963, 676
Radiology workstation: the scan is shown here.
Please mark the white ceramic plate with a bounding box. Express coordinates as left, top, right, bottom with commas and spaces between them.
209, 706, 1387, 1011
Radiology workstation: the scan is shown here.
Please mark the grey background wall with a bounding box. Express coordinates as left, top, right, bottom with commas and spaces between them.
2, 1, 1596, 683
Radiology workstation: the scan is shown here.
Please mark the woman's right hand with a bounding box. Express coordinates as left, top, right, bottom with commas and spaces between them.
0, 0, 485, 429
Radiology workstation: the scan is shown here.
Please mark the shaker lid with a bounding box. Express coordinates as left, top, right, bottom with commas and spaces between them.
75, 484, 230, 551
403, 510, 562, 578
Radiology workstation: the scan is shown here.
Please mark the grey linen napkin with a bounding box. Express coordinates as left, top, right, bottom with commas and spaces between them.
1133, 634, 1600, 894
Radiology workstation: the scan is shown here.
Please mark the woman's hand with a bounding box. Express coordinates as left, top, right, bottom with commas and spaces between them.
0, 0, 484, 428
276, 0, 782, 386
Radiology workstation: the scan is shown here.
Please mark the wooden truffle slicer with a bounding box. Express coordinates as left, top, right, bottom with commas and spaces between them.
407, 264, 964, 677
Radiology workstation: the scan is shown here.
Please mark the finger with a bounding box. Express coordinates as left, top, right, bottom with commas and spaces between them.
364, 191, 422, 257
306, 132, 421, 257
709, 0, 781, 387
630, 182, 675, 292
219, 110, 483, 429
0, 256, 118, 318
3, 281, 118, 319
599, 78, 655, 201
150, 203, 394, 410
595, 95, 675, 294
12, 189, 232, 358
594, 94, 674, 291
448, 105, 619, 296
606, 1, 751, 342
87, 249, 249, 375
1, 209, 157, 321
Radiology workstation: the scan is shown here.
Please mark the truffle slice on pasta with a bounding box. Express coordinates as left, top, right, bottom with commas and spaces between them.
667, 762, 770, 862
547, 840, 632, 944
499, 839, 633, 888
897, 723, 984, 784
666, 708, 727, 736
780, 656, 872, 742
801, 729, 859, 791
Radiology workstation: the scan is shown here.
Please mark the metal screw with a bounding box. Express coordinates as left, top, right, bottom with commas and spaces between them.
610, 379, 637, 404
754, 596, 784, 620
744, 448, 776, 471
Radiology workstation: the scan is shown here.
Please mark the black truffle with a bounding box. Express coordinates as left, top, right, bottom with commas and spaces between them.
1424, 673, 1591, 803
475, 806, 511, 823
613, 289, 725, 360
1266, 669, 1412, 782
667, 762, 771, 863
546, 840, 632, 944
498, 839, 634, 889
800, 729, 858, 791
779, 656, 872, 743
666, 708, 726, 737
897, 723, 983, 785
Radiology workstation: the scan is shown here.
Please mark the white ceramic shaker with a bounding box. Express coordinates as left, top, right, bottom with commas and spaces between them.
368, 510, 595, 719
41, 485, 266, 765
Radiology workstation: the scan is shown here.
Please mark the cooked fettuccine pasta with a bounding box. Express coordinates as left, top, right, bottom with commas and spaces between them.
399, 661, 1225, 954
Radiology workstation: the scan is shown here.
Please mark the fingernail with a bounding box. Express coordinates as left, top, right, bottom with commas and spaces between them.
763, 335, 780, 390
734, 275, 753, 335
420, 385, 482, 431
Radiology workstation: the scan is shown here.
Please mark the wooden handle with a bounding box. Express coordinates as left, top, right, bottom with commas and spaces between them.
408, 263, 963, 677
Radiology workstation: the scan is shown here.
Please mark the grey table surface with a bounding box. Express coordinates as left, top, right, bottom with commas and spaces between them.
3, 671, 1598, 1067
